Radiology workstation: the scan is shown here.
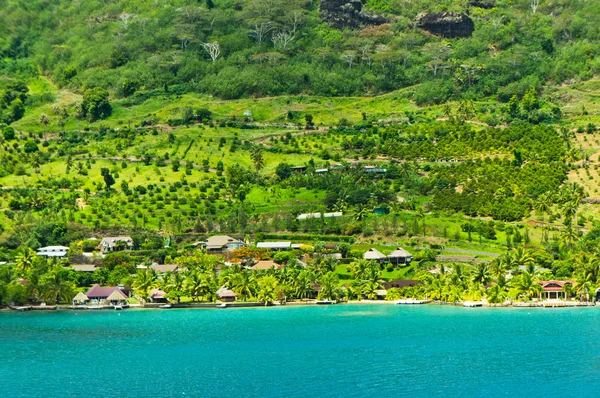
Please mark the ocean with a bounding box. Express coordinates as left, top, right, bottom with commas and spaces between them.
0, 304, 598, 397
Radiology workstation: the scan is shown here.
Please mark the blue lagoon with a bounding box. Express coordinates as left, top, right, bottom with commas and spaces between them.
1, 305, 599, 397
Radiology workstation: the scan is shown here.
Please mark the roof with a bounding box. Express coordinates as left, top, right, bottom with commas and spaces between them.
196, 235, 243, 250
106, 290, 128, 301
150, 288, 166, 299
256, 242, 291, 249
296, 212, 343, 220
72, 292, 88, 302
151, 263, 179, 273
387, 247, 413, 258
250, 260, 282, 270
101, 236, 133, 248
539, 280, 572, 292
37, 246, 69, 251
85, 284, 128, 299
217, 286, 237, 298
382, 280, 422, 290
71, 264, 98, 272
363, 248, 386, 260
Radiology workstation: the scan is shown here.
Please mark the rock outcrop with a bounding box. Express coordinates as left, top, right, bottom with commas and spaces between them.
415, 12, 474, 38
320, 0, 387, 30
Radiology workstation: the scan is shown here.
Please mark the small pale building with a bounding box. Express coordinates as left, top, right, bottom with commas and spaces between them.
99, 237, 133, 253
256, 242, 292, 251
363, 248, 387, 263
37, 246, 69, 258
193, 235, 245, 253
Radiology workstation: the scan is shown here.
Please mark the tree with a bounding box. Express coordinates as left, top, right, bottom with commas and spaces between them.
132, 268, 158, 301
15, 248, 36, 276
201, 42, 220, 62
256, 275, 279, 305
41, 266, 75, 304
275, 163, 292, 180
101, 168, 115, 191
39, 113, 50, 132
251, 146, 265, 173
81, 88, 112, 121
318, 272, 339, 301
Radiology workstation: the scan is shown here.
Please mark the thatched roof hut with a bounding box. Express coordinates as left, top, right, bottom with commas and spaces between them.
72, 292, 88, 303
106, 290, 127, 302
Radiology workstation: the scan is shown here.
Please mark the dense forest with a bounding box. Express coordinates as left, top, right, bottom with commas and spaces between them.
1, 0, 600, 101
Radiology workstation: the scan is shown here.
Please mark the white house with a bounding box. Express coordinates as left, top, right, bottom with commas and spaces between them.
37, 246, 69, 258
99, 236, 133, 253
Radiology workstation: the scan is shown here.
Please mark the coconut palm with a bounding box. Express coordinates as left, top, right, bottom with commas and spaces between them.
318, 272, 340, 301
228, 269, 255, 301
472, 263, 491, 286
41, 266, 75, 304
574, 274, 594, 302
486, 284, 507, 304
15, 248, 36, 276
534, 193, 552, 242
510, 272, 542, 301
132, 268, 158, 300
256, 275, 279, 306
166, 272, 186, 303
294, 269, 315, 300
185, 270, 217, 302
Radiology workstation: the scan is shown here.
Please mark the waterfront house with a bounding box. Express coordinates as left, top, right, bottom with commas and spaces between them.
72, 292, 89, 306
539, 280, 572, 300
149, 288, 168, 303
256, 241, 292, 251
37, 246, 69, 258
387, 248, 413, 265
99, 236, 133, 253
250, 260, 282, 270
193, 235, 245, 253
85, 284, 129, 303
217, 286, 237, 302
363, 248, 387, 263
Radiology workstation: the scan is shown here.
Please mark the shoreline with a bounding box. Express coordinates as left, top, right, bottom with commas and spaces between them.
1, 299, 597, 312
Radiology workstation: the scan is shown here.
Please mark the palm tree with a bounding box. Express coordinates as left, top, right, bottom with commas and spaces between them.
534, 193, 552, 243
472, 263, 491, 286
251, 146, 265, 174
166, 272, 186, 303
185, 270, 217, 302
132, 268, 158, 301
229, 269, 255, 301
294, 269, 315, 300
510, 272, 542, 301
41, 266, 75, 304
486, 284, 507, 304
39, 113, 50, 133
318, 272, 340, 301
15, 248, 36, 276
256, 275, 279, 306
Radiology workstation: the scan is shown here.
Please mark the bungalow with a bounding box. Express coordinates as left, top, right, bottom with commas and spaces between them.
382, 280, 422, 290
85, 284, 129, 303
71, 264, 99, 272
296, 212, 343, 220
250, 260, 282, 270
99, 236, 133, 253
217, 286, 237, 302
193, 235, 245, 253
387, 248, 413, 265
363, 248, 387, 263
37, 246, 69, 258
149, 288, 168, 303
539, 280, 572, 300
256, 242, 292, 251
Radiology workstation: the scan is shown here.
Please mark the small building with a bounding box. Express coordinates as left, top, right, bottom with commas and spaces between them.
363, 248, 387, 263
37, 246, 69, 258
256, 242, 292, 251
250, 260, 282, 270
149, 288, 168, 303
72, 292, 89, 306
382, 280, 422, 290
217, 286, 237, 302
296, 212, 343, 220
539, 280, 572, 300
364, 166, 387, 174
86, 284, 129, 303
71, 264, 99, 273
387, 248, 413, 265
193, 235, 245, 253
151, 263, 180, 274
99, 236, 133, 253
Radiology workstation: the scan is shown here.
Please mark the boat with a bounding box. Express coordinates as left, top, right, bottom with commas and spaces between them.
159, 304, 172, 309
216, 303, 227, 308
316, 300, 336, 305
463, 301, 483, 307
87, 305, 105, 310
114, 305, 123, 310
9, 306, 32, 311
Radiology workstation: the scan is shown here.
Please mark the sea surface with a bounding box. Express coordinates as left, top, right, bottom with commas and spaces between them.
1, 304, 599, 397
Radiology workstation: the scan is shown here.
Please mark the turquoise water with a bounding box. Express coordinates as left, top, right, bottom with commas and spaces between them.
1, 305, 599, 397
